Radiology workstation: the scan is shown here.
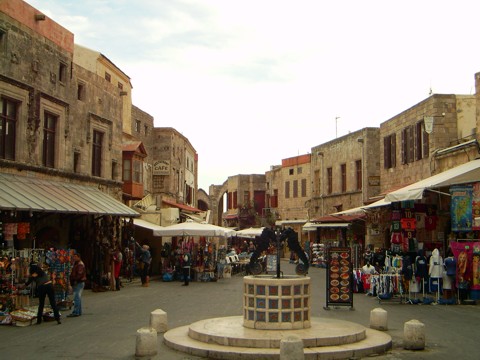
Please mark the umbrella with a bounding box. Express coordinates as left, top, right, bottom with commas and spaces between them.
234, 227, 265, 238
152, 219, 235, 237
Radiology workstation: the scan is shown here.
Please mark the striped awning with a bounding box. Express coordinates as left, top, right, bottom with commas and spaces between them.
0, 172, 139, 216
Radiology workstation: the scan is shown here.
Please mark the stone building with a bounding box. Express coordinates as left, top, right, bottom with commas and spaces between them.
150, 127, 198, 210
0, 0, 137, 287
222, 174, 267, 229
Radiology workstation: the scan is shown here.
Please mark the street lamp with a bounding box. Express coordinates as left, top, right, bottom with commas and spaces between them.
335, 117, 340, 138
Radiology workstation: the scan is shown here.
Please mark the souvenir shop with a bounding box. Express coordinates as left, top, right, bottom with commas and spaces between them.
160, 236, 224, 282
0, 206, 138, 326
355, 180, 480, 304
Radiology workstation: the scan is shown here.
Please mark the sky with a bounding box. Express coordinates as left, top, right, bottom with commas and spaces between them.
28, 0, 480, 191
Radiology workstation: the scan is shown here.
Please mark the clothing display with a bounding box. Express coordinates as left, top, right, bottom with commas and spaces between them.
429, 249, 443, 278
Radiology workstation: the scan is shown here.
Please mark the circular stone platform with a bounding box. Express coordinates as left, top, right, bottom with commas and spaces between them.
164, 316, 392, 359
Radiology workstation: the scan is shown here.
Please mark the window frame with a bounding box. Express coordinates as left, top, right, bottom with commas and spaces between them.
42, 111, 57, 168
92, 130, 104, 177
0, 96, 18, 161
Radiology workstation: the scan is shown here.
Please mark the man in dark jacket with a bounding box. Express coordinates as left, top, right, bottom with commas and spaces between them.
25, 264, 61, 324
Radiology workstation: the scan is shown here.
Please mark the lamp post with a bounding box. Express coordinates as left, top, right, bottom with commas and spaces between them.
335, 116, 340, 138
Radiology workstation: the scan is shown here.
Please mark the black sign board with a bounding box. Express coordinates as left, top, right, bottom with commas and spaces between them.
325, 247, 354, 309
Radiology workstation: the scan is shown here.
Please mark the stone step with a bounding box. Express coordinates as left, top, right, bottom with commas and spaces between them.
188, 316, 366, 348
164, 317, 392, 360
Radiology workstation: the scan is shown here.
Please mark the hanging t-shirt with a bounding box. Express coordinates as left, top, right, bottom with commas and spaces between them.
415, 255, 428, 278
444, 256, 457, 277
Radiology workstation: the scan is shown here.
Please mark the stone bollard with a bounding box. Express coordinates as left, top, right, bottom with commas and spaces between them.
280, 334, 304, 360
403, 319, 425, 350
369, 307, 388, 331
150, 309, 168, 333
135, 327, 158, 357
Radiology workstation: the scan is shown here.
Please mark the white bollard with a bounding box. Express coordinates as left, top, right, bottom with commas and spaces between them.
403, 319, 425, 350
370, 307, 388, 331
280, 334, 304, 360
135, 327, 158, 357
150, 309, 168, 333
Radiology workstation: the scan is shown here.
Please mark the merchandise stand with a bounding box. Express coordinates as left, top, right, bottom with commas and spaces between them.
371, 273, 404, 304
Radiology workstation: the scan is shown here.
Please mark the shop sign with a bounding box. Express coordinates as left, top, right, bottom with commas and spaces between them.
153, 160, 170, 175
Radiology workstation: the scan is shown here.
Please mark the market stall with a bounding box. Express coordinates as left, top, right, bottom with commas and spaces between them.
153, 220, 235, 282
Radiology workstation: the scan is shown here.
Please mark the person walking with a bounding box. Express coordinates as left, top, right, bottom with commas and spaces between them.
24, 264, 61, 325
67, 253, 87, 317
112, 245, 123, 291
182, 252, 191, 286
136, 243, 152, 287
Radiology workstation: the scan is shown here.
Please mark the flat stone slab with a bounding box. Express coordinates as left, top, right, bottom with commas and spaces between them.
188, 316, 366, 348
164, 316, 392, 359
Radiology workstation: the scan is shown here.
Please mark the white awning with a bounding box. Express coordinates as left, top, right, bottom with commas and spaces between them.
134, 219, 164, 232
362, 198, 391, 209
302, 222, 350, 231
275, 219, 308, 226
385, 159, 480, 202
332, 198, 391, 215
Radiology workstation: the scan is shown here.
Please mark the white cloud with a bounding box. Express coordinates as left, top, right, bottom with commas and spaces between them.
27, 0, 480, 190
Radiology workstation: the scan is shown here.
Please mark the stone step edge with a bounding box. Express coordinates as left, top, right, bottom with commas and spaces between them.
188, 316, 367, 349
164, 325, 392, 360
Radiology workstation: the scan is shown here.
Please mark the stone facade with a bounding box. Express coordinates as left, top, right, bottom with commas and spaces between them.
150, 127, 197, 208
309, 128, 380, 219
0, 0, 123, 200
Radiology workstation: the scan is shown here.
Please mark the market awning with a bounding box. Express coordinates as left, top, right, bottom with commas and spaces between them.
302, 222, 350, 231
0, 173, 139, 216
133, 219, 164, 232
162, 198, 201, 213
275, 219, 308, 226
385, 159, 480, 202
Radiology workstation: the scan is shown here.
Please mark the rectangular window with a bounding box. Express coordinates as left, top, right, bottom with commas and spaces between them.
59, 62, 67, 83
117, 82, 123, 90
133, 160, 142, 183
301, 178, 307, 197
415, 120, 430, 160
401, 126, 415, 164
356, 160, 362, 191
43, 112, 57, 168
0, 97, 18, 160
111, 161, 117, 180
297, 167, 302, 174
74, 152, 81, 173
285, 181, 290, 199
228, 192, 232, 210
135, 120, 141, 133
77, 82, 85, 101
244, 191, 250, 205
144, 125, 148, 135
92, 130, 103, 177
0, 28, 7, 53
314, 170, 320, 195
293, 180, 298, 198
233, 191, 238, 208
271, 189, 278, 208
384, 134, 396, 169
123, 159, 131, 181
105, 72, 111, 82
289, 168, 294, 175
327, 167, 333, 194
341, 164, 346, 192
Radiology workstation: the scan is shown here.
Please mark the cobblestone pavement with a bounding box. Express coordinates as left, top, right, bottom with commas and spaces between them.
0, 260, 478, 359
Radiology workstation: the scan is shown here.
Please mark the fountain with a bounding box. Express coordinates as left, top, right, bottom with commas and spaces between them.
164, 228, 392, 359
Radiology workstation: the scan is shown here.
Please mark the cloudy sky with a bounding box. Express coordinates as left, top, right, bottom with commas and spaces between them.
28, 0, 480, 190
